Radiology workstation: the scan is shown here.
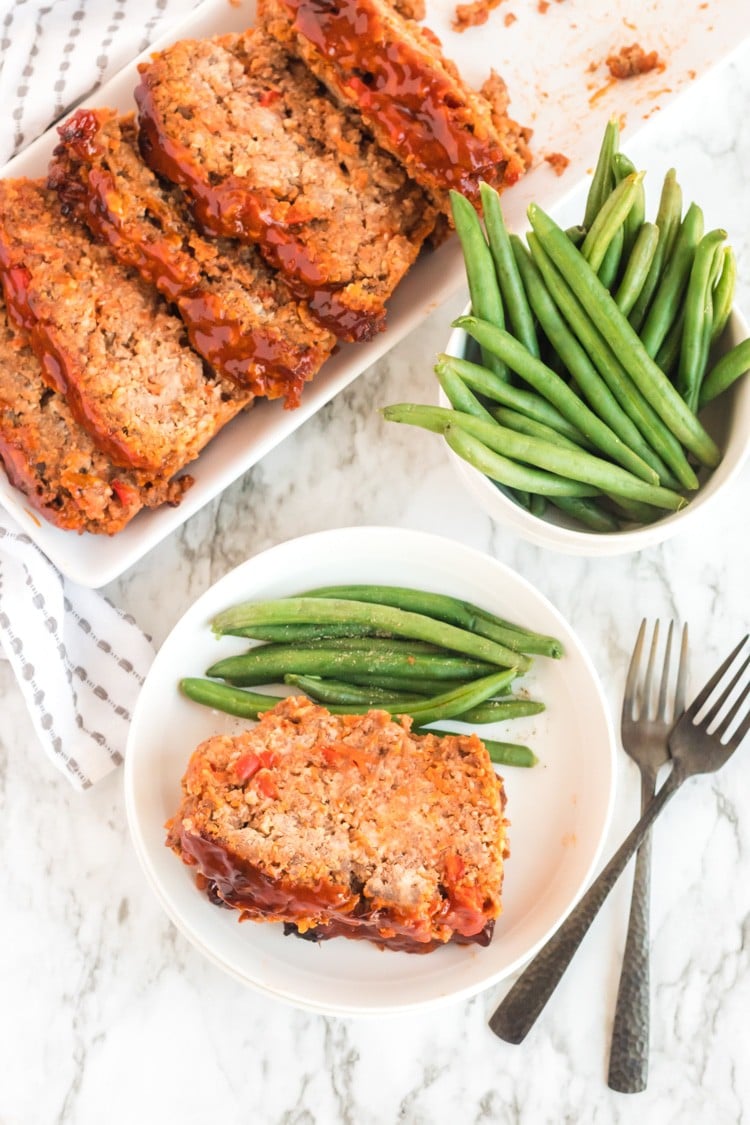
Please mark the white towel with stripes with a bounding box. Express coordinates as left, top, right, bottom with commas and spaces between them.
0, 512, 155, 789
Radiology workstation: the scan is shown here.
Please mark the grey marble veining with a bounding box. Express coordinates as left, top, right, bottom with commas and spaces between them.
2, 23, 750, 1125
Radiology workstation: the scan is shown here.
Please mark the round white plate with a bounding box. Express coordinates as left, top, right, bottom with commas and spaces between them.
124, 527, 616, 1016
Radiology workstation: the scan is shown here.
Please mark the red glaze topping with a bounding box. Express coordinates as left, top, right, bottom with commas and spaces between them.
135, 81, 385, 343
280, 0, 514, 198
174, 824, 495, 953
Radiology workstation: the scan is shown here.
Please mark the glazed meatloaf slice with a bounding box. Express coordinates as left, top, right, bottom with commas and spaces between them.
135, 29, 438, 342
0, 179, 252, 474
0, 295, 191, 534
257, 0, 531, 210
166, 696, 509, 952
48, 109, 335, 408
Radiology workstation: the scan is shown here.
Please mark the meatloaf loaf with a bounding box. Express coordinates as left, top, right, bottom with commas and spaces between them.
166, 695, 509, 952
48, 109, 336, 408
257, 0, 531, 210
135, 28, 438, 342
0, 294, 190, 534
0, 179, 253, 475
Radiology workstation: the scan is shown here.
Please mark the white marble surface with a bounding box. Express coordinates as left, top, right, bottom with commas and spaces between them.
2, 19, 750, 1125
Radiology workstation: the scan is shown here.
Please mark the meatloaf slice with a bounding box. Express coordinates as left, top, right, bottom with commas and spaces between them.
0, 295, 191, 534
135, 29, 438, 342
257, 0, 532, 210
0, 179, 252, 474
166, 695, 509, 952
48, 109, 335, 408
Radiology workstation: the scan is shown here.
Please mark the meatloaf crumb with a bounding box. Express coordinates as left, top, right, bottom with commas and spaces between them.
135, 29, 437, 343
166, 696, 509, 952
48, 109, 335, 409
452, 0, 504, 32
0, 294, 190, 534
606, 43, 665, 80
0, 179, 252, 475
544, 151, 570, 176
258, 0, 531, 210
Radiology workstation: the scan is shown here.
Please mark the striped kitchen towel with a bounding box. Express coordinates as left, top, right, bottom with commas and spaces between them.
0, 0, 202, 166
0, 511, 155, 789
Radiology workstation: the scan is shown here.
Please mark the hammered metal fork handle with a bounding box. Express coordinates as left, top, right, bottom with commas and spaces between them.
489, 768, 684, 1045
607, 772, 656, 1093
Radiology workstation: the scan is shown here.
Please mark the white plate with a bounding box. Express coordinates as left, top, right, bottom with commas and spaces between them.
3, 0, 749, 586
124, 527, 616, 1015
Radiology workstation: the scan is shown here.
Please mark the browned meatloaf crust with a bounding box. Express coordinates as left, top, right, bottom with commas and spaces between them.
0, 294, 191, 534
166, 695, 509, 952
135, 28, 438, 342
49, 108, 336, 408
0, 179, 253, 474
257, 0, 531, 210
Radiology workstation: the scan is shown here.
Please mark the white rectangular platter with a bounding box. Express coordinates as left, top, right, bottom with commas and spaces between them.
1, 0, 748, 586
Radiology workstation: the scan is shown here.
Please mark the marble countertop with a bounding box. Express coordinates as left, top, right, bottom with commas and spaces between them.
1, 10, 750, 1125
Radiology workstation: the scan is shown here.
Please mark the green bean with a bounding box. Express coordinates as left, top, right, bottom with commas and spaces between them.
222, 622, 386, 642
629, 168, 683, 332
435, 359, 501, 422
547, 495, 620, 532
640, 202, 704, 358
492, 406, 585, 451
583, 117, 619, 230
654, 305, 685, 378
529, 493, 547, 518
285, 673, 542, 724
442, 419, 601, 499
437, 351, 592, 447
304, 583, 564, 657
582, 172, 643, 273
676, 229, 727, 411
450, 189, 507, 379
480, 182, 540, 357
267, 637, 444, 654
345, 674, 482, 694
455, 313, 664, 484
416, 729, 538, 767
207, 645, 496, 685
710, 246, 736, 344
612, 152, 645, 258
521, 233, 689, 487
527, 203, 720, 467
698, 337, 750, 407
183, 669, 520, 727
597, 224, 624, 290
284, 674, 429, 707
389, 401, 687, 510
614, 222, 660, 316
211, 597, 529, 672
566, 225, 586, 247
605, 494, 661, 524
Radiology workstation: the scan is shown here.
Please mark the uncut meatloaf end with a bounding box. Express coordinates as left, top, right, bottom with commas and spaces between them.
135, 29, 438, 342
257, 0, 532, 211
0, 178, 253, 474
0, 295, 191, 534
166, 696, 509, 952
48, 108, 336, 408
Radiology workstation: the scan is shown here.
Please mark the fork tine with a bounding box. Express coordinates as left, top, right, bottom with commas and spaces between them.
703, 651, 750, 730
713, 669, 750, 741
685, 635, 750, 718
674, 624, 690, 716
643, 619, 660, 719
623, 618, 647, 720
656, 620, 674, 720
727, 700, 750, 749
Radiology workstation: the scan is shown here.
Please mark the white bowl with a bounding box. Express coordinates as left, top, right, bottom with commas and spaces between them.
441, 306, 750, 556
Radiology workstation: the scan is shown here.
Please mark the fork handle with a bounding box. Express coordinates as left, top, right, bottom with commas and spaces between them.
607, 773, 657, 1093
489, 766, 685, 1045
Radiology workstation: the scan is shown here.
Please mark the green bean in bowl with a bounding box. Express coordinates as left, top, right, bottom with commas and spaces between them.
382, 119, 750, 556
179, 584, 563, 768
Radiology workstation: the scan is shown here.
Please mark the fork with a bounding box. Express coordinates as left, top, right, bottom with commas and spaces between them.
489, 633, 750, 1047
608, 619, 689, 1094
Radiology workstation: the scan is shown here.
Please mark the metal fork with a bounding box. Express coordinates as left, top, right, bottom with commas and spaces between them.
608, 619, 689, 1094
489, 633, 750, 1047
